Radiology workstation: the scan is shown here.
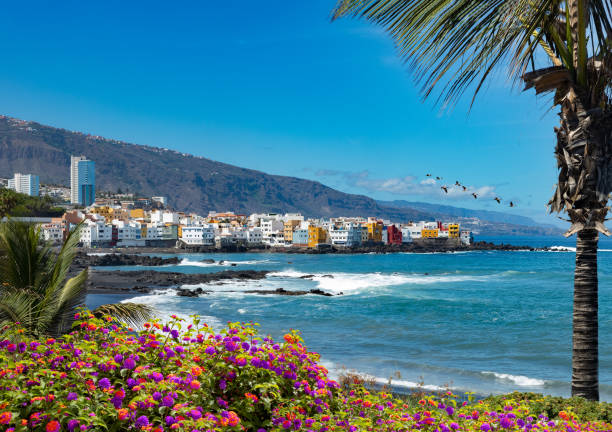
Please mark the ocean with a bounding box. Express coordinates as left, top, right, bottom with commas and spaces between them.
86, 235, 612, 401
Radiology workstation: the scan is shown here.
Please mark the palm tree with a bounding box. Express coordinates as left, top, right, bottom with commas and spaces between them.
333, 0, 611, 401
0, 220, 152, 337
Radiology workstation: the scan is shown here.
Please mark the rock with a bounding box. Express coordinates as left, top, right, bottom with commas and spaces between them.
201, 259, 215, 264
299, 274, 315, 279
309, 289, 333, 297
321, 274, 334, 278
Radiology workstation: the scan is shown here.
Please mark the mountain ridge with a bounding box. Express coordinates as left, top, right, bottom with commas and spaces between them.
0, 115, 561, 236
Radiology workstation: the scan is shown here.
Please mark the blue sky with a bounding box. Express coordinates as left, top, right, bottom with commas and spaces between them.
0, 1, 562, 225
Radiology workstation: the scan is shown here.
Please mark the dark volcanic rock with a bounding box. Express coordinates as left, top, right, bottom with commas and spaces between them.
88, 269, 270, 293
73, 252, 179, 269
243, 288, 337, 296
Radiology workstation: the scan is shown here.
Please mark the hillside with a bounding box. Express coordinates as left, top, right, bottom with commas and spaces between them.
0, 115, 560, 235
0, 116, 429, 220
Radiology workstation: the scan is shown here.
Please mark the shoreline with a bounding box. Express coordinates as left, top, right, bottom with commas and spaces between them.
80, 240, 552, 256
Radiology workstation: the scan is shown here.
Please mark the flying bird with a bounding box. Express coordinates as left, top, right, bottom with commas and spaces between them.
455, 181, 461, 186
436, 176, 442, 180
509, 201, 515, 207
462, 185, 467, 191
426, 173, 432, 177
494, 197, 501, 204
441, 186, 448, 194
472, 193, 478, 199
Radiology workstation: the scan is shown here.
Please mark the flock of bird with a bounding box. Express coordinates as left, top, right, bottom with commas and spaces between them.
426, 174, 515, 207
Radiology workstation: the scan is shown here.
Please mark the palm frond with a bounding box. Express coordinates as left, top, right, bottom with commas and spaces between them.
92, 303, 154, 328
46, 269, 88, 337
332, 0, 612, 106
0, 288, 35, 331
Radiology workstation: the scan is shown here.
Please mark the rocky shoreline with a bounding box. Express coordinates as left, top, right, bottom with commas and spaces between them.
80, 240, 545, 258
81, 241, 550, 299
87, 269, 269, 293
87, 269, 340, 297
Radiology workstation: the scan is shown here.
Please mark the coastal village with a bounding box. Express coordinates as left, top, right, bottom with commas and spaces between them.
4, 155, 473, 249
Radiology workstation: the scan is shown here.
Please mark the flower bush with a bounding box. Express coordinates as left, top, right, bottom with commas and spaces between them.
0, 311, 610, 432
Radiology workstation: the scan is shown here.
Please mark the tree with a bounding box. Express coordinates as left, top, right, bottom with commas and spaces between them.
0, 221, 152, 337
333, 0, 612, 401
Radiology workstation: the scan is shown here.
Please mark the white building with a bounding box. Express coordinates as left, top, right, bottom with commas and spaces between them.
460, 231, 473, 246
262, 232, 287, 247
80, 219, 112, 247
246, 228, 263, 245
328, 223, 362, 247
400, 227, 413, 243
8, 173, 39, 196
259, 218, 284, 235
113, 220, 143, 246
40, 223, 64, 243
180, 225, 215, 246
151, 211, 180, 225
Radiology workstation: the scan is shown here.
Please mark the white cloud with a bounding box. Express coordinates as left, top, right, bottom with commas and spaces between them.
316, 169, 497, 201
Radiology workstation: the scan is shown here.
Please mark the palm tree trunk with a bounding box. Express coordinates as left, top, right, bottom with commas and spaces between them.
572, 228, 599, 400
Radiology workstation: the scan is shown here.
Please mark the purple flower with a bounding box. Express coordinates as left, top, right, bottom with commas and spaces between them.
445, 406, 454, 416
219, 379, 227, 390
17, 342, 27, 352
135, 416, 149, 427
67, 392, 78, 401
170, 329, 179, 338
205, 345, 216, 355
67, 419, 79, 432
123, 357, 136, 369
98, 378, 111, 389
165, 416, 176, 426
150, 372, 164, 382
114, 354, 123, 363
480, 424, 491, 432
190, 410, 202, 420
162, 395, 175, 407
152, 391, 163, 401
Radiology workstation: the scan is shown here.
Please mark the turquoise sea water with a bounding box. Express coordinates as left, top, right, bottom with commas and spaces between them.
86, 235, 612, 400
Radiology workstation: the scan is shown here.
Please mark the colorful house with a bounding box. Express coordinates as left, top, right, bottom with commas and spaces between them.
421, 228, 439, 238
386, 224, 403, 245
366, 222, 383, 243
308, 226, 327, 248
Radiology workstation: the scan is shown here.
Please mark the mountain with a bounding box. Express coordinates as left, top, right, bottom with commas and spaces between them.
379, 200, 556, 228
0, 115, 561, 236
379, 200, 562, 236
0, 116, 429, 220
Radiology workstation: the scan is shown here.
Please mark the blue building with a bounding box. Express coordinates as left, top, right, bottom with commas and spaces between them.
70, 155, 95, 206
292, 229, 308, 246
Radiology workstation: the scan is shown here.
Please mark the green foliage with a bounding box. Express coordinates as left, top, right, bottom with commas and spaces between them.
483, 392, 612, 422
0, 188, 63, 218
0, 313, 610, 431
0, 221, 152, 337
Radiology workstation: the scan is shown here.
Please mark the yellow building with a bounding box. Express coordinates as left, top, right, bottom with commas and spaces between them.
90, 206, 116, 222
308, 226, 327, 248
448, 223, 460, 238
130, 208, 145, 219
366, 222, 383, 243
422, 228, 439, 238
284, 220, 301, 242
